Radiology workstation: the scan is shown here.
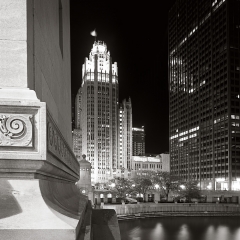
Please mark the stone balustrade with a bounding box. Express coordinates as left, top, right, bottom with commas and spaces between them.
103, 203, 240, 216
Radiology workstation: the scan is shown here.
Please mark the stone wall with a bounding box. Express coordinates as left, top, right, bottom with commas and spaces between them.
28, 0, 72, 146
103, 203, 240, 215
0, 0, 72, 146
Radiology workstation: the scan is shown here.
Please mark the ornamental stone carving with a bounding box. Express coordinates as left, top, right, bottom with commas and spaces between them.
0, 114, 32, 147
47, 117, 79, 174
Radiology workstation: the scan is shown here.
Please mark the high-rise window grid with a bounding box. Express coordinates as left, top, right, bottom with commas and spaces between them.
169, 0, 240, 190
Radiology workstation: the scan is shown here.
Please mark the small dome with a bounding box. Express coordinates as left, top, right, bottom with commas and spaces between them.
79, 154, 91, 167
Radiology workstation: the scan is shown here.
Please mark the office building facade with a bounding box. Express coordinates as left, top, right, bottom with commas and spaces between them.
73, 88, 82, 161
73, 128, 82, 161
169, 0, 240, 190
118, 98, 132, 170
131, 154, 170, 178
80, 41, 118, 183
132, 126, 145, 156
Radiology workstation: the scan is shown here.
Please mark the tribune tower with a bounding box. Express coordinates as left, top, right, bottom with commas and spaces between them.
80, 41, 118, 183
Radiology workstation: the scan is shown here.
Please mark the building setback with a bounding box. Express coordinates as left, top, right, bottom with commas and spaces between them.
132, 127, 145, 156
169, 0, 240, 190
80, 41, 118, 183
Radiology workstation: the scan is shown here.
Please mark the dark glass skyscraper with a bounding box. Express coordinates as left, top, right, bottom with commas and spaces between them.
169, 0, 240, 190
132, 127, 145, 156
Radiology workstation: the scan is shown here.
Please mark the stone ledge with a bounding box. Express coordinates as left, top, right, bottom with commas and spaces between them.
0, 160, 78, 182
0, 99, 79, 182
0, 88, 40, 102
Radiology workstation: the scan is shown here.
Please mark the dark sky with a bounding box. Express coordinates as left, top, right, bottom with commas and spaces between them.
70, 1, 176, 154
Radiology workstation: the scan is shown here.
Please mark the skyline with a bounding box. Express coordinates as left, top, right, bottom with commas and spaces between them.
70, 1, 176, 154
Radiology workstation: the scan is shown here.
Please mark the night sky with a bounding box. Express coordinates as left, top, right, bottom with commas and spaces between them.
70, 1, 176, 154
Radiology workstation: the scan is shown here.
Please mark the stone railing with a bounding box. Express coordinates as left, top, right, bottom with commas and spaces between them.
103, 203, 240, 215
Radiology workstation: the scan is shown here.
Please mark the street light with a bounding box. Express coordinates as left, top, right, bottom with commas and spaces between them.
154, 184, 160, 203
110, 183, 115, 188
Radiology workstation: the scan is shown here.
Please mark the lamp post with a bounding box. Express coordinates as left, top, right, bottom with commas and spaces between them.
154, 184, 160, 203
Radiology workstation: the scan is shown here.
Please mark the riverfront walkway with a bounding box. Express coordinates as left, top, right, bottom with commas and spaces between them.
117, 211, 240, 221
102, 203, 240, 220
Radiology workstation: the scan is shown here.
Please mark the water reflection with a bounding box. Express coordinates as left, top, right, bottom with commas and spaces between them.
204, 225, 214, 240
234, 229, 240, 240
119, 217, 240, 240
128, 227, 141, 240
177, 224, 191, 240
215, 226, 231, 240
204, 225, 232, 240
150, 223, 166, 240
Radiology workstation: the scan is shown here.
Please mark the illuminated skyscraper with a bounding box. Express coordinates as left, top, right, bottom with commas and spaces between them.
169, 0, 240, 190
118, 98, 132, 171
80, 41, 118, 183
73, 88, 82, 161
72, 129, 82, 160
132, 126, 145, 156
75, 88, 82, 129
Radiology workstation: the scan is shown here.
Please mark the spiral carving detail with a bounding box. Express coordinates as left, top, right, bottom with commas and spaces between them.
0, 115, 32, 146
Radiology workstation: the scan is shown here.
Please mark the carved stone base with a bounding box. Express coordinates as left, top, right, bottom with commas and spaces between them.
0, 179, 88, 240
0, 99, 79, 183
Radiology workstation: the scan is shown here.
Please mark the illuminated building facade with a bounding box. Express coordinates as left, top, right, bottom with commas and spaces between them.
131, 154, 170, 178
75, 88, 82, 129
73, 88, 82, 160
169, 0, 240, 190
118, 98, 132, 170
132, 126, 145, 156
81, 41, 118, 183
73, 128, 82, 161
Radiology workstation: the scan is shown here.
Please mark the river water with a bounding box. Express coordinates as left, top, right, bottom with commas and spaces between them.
119, 217, 240, 240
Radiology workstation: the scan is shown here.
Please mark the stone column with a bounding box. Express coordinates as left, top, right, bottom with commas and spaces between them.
112, 193, 117, 204
154, 191, 160, 203
96, 194, 101, 204
207, 194, 213, 203
104, 193, 108, 204
0, 1, 88, 239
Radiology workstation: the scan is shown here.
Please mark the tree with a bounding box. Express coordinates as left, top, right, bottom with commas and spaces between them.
108, 177, 132, 200
131, 175, 153, 202
178, 179, 201, 202
151, 171, 182, 201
